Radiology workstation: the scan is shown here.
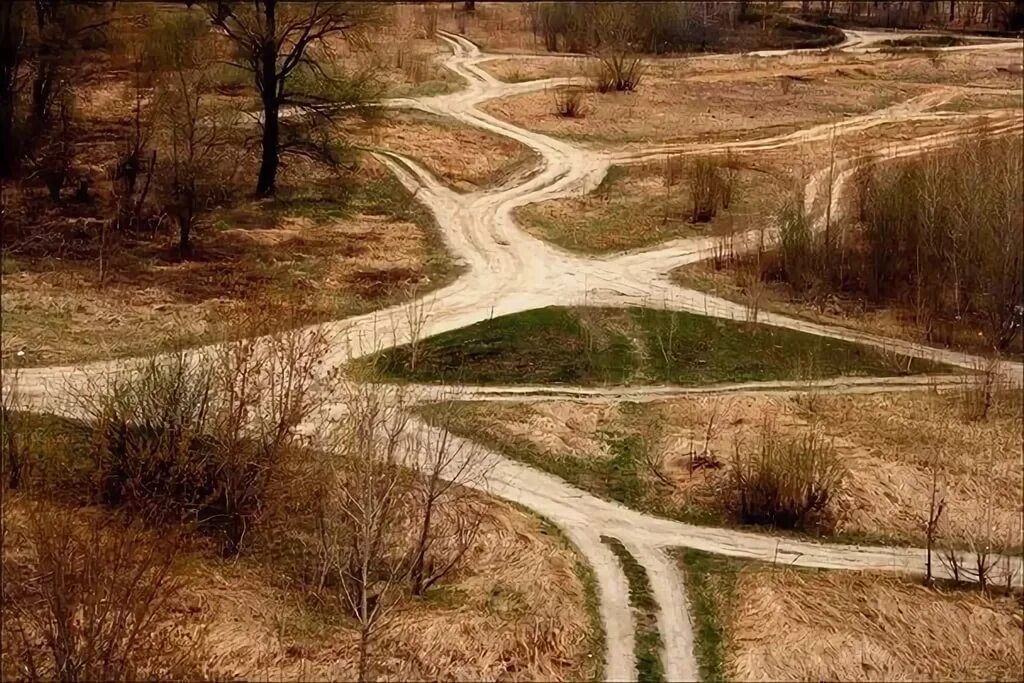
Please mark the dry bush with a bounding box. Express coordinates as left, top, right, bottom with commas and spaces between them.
688, 158, 723, 223
958, 356, 1007, 422
775, 198, 815, 292
1, 501, 202, 681
552, 87, 587, 118
686, 156, 739, 224
590, 52, 646, 93
728, 421, 845, 530
852, 137, 1022, 349
71, 325, 333, 555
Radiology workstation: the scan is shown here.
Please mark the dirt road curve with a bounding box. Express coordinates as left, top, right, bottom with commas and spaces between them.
5, 26, 1023, 683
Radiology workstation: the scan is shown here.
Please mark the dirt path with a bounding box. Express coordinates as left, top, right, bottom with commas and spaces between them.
5, 27, 1022, 683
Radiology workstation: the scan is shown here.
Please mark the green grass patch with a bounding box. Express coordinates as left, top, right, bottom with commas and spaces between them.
601, 536, 664, 683
671, 549, 742, 683
373, 305, 948, 386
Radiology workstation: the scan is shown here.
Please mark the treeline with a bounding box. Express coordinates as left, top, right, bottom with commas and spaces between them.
1, 1, 379, 256
802, 0, 1024, 32
528, 2, 843, 54
769, 137, 1023, 351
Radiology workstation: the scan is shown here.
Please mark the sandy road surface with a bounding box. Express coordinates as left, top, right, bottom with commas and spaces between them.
4, 26, 1023, 683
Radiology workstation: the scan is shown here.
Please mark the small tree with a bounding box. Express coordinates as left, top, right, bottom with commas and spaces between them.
151, 13, 235, 256
407, 404, 489, 596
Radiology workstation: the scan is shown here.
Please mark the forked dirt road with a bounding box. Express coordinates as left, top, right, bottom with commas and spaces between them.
5, 26, 1023, 683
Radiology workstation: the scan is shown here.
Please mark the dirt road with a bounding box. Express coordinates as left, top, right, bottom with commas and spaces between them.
5, 26, 1022, 683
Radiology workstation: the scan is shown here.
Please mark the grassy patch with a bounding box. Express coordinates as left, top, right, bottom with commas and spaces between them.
514, 163, 789, 254
601, 536, 664, 683
671, 549, 742, 683
373, 305, 948, 386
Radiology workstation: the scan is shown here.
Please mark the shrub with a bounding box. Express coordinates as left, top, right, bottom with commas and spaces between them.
591, 52, 646, 93
688, 158, 722, 223
776, 199, 815, 292
728, 422, 845, 530
73, 327, 332, 555
1, 502, 200, 681
552, 86, 587, 118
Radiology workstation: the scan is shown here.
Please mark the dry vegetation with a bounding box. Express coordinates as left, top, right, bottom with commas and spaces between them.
436, 387, 1023, 549
0, 332, 598, 681
514, 157, 790, 253
0, 4, 463, 367
482, 74, 917, 146
678, 555, 1024, 683
678, 135, 1024, 357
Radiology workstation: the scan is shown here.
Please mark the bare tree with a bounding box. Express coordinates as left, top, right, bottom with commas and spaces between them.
325, 383, 414, 682
0, 3, 27, 178
407, 402, 489, 596
3, 504, 198, 681
151, 13, 236, 256
924, 464, 945, 584
207, 1, 378, 197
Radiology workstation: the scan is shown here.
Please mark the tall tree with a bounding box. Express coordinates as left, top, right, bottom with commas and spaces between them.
206, 1, 374, 197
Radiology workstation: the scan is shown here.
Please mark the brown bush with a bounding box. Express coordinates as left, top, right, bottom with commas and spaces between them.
72, 325, 333, 555
1, 501, 201, 681
552, 86, 587, 118
728, 421, 845, 530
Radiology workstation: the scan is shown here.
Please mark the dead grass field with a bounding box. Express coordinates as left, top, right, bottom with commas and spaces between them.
0, 493, 598, 682
677, 553, 1024, 682
349, 110, 540, 192
481, 75, 919, 147
441, 389, 1023, 549
514, 158, 791, 253
1, 160, 457, 367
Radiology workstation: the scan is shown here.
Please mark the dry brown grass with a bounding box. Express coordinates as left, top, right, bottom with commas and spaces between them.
728, 567, 1024, 681
481, 72, 919, 147
349, 110, 540, 192
456, 389, 1023, 548
1, 160, 454, 367
2, 489, 593, 681
514, 159, 790, 254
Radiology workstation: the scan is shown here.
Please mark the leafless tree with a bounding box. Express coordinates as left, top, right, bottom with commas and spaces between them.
324, 382, 415, 682
924, 464, 946, 584
3, 504, 198, 681
407, 400, 490, 596
206, 1, 379, 197
151, 13, 236, 256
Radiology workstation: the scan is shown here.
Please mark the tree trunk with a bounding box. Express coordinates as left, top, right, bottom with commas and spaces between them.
0, 4, 19, 177
256, 0, 279, 197
256, 96, 279, 197
410, 499, 434, 595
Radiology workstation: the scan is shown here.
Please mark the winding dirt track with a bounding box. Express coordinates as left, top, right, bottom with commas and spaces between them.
5, 26, 1024, 683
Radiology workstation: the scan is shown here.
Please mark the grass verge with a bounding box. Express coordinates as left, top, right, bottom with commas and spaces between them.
600, 536, 664, 683
372, 305, 949, 386
672, 549, 742, 683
